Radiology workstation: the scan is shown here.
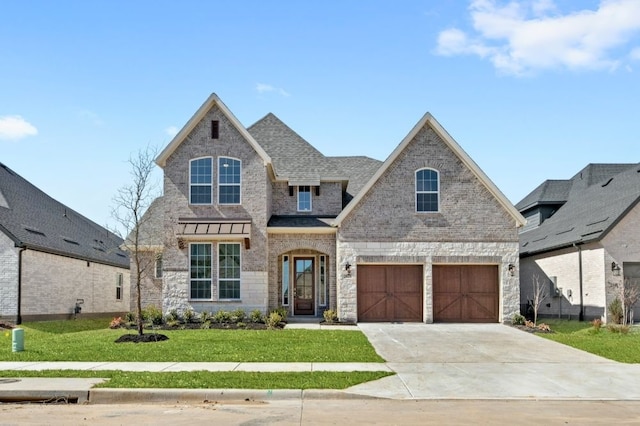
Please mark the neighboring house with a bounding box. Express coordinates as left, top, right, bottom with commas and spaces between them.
138, 93, 524, 323
0, 162, 130, 322
517, 163, 640, 322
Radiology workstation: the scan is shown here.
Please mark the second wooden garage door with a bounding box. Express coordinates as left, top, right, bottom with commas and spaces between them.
432, 265, 499, 323
357, 265, 423, 322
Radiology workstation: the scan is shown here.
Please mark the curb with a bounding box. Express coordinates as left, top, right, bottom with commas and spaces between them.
88, 388, 382, 404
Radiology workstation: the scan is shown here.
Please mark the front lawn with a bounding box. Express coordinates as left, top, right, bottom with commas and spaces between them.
1, 319, 383, 363
538, 319, 640, 363
0, 369, 392, 389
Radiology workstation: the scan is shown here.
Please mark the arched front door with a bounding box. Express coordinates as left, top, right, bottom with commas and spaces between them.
294, 257, 315, 315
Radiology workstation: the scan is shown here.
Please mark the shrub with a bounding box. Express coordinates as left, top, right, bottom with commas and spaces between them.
213, 310, 231, 324
537, 323, 551, 332
124, 311, 135, 323
607, 324, 630, 334
143, 306, 164, 326
231, 309, 246, 323
183, 308, 195, 323
265, 312, 283, 329
591, 318, 603, 331
511, 313, 526, 326
237, 322, 247, 328
166, 319, 180, 328
249, 309, 263, 323
109, 317, 124, 329
271, 306, 288, 320
323, 309, 338, 324
200, 320, 211, 330
166, 309, 179, 322
199, 311, 211, 323
609, 297, 624, 324
524, 320, 535, 328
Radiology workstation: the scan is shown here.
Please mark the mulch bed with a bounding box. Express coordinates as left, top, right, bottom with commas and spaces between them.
511, 324, 554, 334
0, 323, 15, 330
114, 333, 170, 343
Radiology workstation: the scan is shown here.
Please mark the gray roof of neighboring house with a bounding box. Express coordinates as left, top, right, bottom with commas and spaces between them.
515, 180, 572, 211
0, 162, 129, 268
518, 163, 640, 256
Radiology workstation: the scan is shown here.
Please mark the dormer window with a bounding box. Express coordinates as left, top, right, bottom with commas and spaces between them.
218, 157, 241, 204
298, 186, 312, 212
416, 168, 439, 212
190, 157, 213, 204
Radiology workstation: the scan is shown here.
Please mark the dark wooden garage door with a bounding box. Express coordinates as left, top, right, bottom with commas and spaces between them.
357, 265, 423, 322
433, 265, 499, 323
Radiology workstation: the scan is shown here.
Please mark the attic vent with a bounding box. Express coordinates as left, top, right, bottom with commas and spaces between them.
63, 238, 79, 245
24, 227, 45, 236
93, 239, 104, 244
211, 120, 219, 139
581, 230, 602, 237
532, 236, 548, 242
555, 228, 574, 235
601, 178, 613, 187
116, 252, 127, 258
93, 246, 105, 252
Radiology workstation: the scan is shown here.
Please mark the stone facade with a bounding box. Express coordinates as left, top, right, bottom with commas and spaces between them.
20, 249, 130, 321
0, 231, 19, 321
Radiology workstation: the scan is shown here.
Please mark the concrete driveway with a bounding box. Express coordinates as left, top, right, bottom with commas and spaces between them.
349, 323, 640, 400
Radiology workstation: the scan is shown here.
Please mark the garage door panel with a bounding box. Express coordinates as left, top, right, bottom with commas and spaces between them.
358, 265, 423, 322
433, 265, 499, 323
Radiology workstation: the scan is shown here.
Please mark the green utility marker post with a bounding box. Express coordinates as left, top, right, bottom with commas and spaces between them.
12, 328, 24, 352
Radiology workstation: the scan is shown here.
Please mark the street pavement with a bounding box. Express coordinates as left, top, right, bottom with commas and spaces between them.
2, 323, 640, 403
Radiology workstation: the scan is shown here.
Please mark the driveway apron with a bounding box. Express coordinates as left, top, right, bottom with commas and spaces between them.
350, 323, 640, 400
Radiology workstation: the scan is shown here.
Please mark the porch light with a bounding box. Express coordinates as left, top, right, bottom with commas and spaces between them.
508, 264, 516, 277
345, 262, 351, 275
611, 262, 621, 276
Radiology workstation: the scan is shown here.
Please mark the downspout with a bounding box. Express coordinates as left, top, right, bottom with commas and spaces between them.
574, 243, 584, 321
17, 247, 25, 325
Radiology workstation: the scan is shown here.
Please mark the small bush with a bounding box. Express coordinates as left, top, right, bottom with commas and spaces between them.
200, 320, 211, 330
609, 297, 624, 324
213, 310, 232, 324
524, 320, 535, 328
183, 308, 195, 323
237, 322, 247, 328
166, 319, 180, 328
166, 309, 179, 322
124, 312, 135, 323
607, 324, 630, 334
323, 309, 338, 324
199, 311, 211, 323
591, 318, 603, 331
271, 306, 288, 320
266, 312, 283, 329
143, 306, 164, 326
231, 309, 246, 323
512, 313, 526, 326
537, 323, 551, 332
109, 317, 123, 329
249, 309, 263, 323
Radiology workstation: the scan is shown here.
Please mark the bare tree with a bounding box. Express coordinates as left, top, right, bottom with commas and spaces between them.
621, 278, 640, 326
112, 146, 159, 336
531, 274, 547, 326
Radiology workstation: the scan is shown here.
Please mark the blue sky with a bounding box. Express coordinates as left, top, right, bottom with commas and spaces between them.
2, 0, 639, 233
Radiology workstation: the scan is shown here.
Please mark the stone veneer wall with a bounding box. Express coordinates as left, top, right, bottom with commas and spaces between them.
0, 231, 19, 321
268, 233, 337, 314
20, 249, 130, 319
336, 241, 520, 323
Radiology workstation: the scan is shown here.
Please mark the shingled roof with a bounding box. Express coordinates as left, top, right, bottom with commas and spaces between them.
0, 162, 129, 268
518, 163, 640, 256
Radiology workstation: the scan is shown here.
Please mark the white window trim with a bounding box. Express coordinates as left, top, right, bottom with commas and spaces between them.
218, 156, 242, 205
282, 255, 290, 306
297, 186, 312, 212
415, 168, 440, 213
318, 255, 327, 307
189, 242, 213, 301
218, 242, 241, 301
154, 254, 163, 279
189, 156, 213, 205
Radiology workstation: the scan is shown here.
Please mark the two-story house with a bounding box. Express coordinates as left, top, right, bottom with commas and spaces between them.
135, 93, 525, 323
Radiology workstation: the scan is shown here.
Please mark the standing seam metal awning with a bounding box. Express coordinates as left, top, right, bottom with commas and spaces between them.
177, 219, 252, 248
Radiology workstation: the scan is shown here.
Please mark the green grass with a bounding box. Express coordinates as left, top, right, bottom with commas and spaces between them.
0, 369, 392, 389
539, 319, 640, 363
1, 319, 383, 362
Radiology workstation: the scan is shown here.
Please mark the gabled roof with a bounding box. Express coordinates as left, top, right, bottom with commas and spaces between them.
129, 196, 164, 249
333, 113, 526, 227
515, 180, 572, 212
156, 93, 272, 168
247, 113, 348, 185
0, 162, 129, 268
328, 156, 383, 207
518, 163, 640, 256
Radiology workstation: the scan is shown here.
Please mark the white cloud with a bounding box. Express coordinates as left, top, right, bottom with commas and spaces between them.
256, 83, 291, 97
435, 0, 640, 75
165, 126, 179, 137
0, 115, 38, 141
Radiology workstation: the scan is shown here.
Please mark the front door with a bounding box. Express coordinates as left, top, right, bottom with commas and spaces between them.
294, 257, 314, 315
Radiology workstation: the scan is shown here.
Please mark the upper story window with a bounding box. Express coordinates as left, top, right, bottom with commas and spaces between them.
116, 273, 123, 300
298, 186, 312, 212
218, 157, 241, 205
416, 168, 439, 212
190, 157, 213, 204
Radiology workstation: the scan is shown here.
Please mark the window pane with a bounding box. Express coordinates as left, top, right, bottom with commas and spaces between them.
191, 186, 212, 204
219, 158, 241, 204
298, 186, 311, 211
282, 255, 289, 305
219, 243, 241, 299
417, 193, 438, 212
219, 186, 240, 204
190, 244, 212, 299
417, 170, 438, 192
191, 158, 212, 184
